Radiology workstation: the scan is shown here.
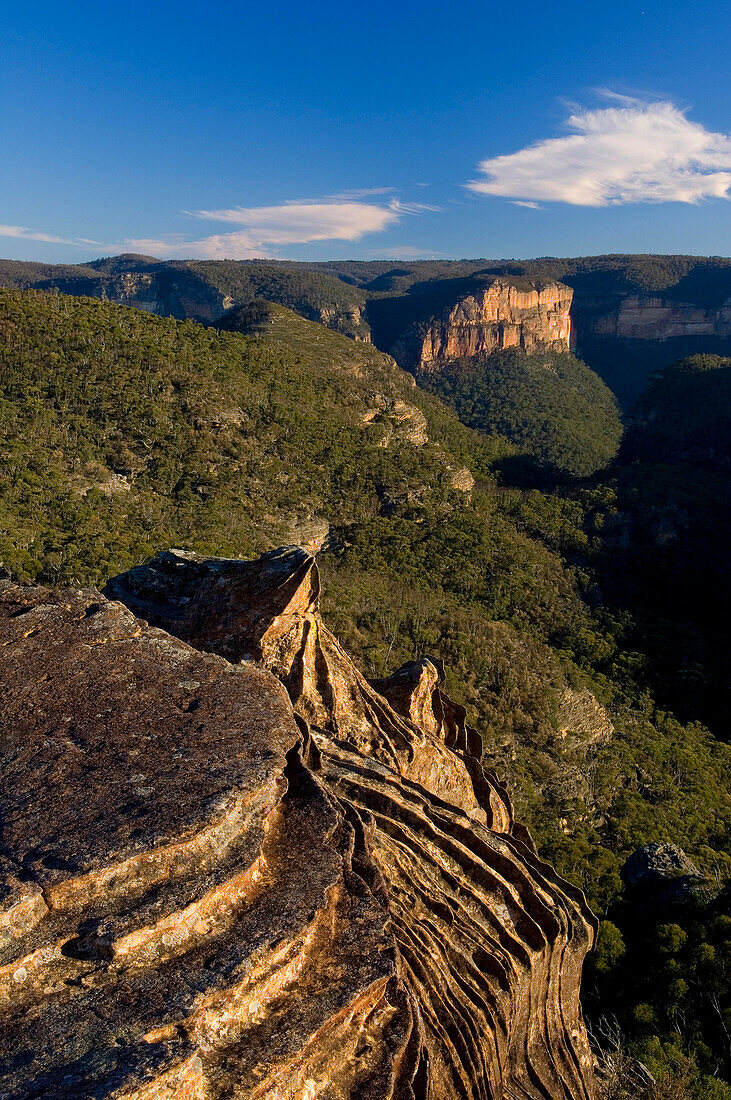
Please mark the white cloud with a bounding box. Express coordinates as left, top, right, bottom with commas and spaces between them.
468, 98, 731, 206
324, 187, 397, 200
510, 200, 542, 209
187, 199, 400, 238
125, 198, 427, 259
1, 196, 430, 261
122, 232, 269, 260
0, 225, 99, 247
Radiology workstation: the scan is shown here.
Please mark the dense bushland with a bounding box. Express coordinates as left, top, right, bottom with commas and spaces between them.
0, 288, 729, 1095
419, 347, 623, 477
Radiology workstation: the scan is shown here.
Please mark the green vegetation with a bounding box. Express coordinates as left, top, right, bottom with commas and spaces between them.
4, 253, 729, 410
0, 254, 370, 340
479, 254, 731, 307
624, 353, 731, 467
311, 253, 731, 309
419, 347, 622, 477
187, 260, 368, 335
0, 287, 729, 1095
0, 289, 503, 584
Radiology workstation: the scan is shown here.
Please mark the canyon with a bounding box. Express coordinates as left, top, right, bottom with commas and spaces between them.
1, 548, 597, 1100
2, 255, 729, 401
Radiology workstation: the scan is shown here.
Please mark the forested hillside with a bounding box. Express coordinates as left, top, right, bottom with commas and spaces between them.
2, 253, 729, 408
0, 255, 370, 339
624, 353, 731, 467
418, 347, 622, 477
1, 288, 730, 1097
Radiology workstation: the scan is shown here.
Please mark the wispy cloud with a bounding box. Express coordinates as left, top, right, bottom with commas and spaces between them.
1, 195, 432, 261
467, 97, 731, 206
126, 198, 430, 259
0, 225, 99, 247
510, 200, 542, 209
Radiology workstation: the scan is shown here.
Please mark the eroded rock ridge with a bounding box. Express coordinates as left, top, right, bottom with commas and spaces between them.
1, 549, 596, 1099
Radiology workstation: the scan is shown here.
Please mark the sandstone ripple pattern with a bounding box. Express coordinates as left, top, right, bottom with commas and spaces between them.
0, 549, 596, 1099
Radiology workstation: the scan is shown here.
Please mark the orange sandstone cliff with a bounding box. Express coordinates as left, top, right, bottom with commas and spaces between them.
391, 278, 574, 372
0, 548, 596, 1099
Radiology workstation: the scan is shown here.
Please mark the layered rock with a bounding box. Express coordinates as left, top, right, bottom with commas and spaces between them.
0, 550, 597, 1099
391, 279, 573, 372
589, 295, 731, 342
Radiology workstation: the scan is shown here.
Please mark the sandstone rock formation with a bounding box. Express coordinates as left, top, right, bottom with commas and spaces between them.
361, 398, 429, 447
590, 295, 731, 342
1, 550, 597, 1099
446, 466, 476, 492
391, 279, 573, 372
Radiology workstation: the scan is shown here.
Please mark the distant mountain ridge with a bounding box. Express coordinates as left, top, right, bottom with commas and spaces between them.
0, 254, 370, 339
1, 252, 729, 404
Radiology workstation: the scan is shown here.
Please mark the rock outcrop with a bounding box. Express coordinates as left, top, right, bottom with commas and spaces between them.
391, 279, 573, 372
216, 297, 370, 343
1, 550, 597, 1099
446, 466, 476, 492
361, 398, 429, 446
43, 266, 236, 324
621, 843, 705, 904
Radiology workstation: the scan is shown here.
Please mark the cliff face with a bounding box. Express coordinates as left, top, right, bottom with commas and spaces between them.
34, 269, 235, 323
588, 294, 731, 341
103, 272, 235, 322
570, 294, 731, 407
391, 279, 574, 372
25, 259, 372, 341
0, 548, 596, 1100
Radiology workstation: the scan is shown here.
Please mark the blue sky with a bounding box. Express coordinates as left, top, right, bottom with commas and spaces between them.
1, 0, 730, 262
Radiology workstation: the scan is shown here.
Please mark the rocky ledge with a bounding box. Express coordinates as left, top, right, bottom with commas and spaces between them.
0, 548, 596, 1099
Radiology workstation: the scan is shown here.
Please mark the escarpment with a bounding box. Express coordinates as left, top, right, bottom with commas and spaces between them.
588, 294, 731, 341
0, 256, 372, 341
390, 279, 574, 372
1, 550, 596, 1099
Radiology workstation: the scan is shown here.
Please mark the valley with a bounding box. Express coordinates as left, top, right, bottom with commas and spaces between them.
0, 259, 729, 1099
